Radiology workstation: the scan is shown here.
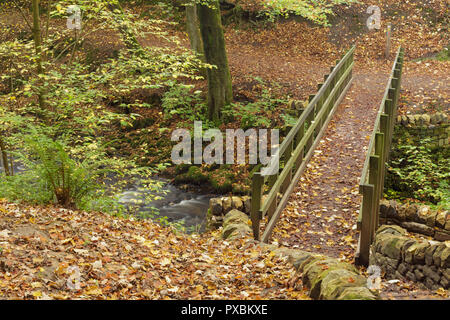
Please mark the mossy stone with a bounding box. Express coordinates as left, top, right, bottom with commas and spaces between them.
318, 269, 367, 300
337, 286, 378, 300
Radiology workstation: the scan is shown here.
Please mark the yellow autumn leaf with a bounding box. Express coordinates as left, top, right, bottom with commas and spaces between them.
160, 257, 171, 267
61, 238, 73, 245
85, 287, 103, 295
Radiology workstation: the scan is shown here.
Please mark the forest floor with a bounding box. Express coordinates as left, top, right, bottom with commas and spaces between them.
0, 199, 309, 300
0, 0, 449, 300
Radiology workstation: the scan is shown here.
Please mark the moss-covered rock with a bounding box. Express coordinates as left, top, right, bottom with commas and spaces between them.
319, 269, 368, 300
440, 246, 450, 268
304, 260, 359, 299
272, 247, 318, 267
209, 198, 223, 215
223, 209, 248, 226
405, 204, 419, 221
221, 209, 251, 240
337, 286, 378, 300
376, 224, 407, 236
222, 197, 232, 213
231, 196, 243, 211
221, 223, 251, 240
432, 243, 447, 267
436, 211, 448, 229
404, 242, 429, 264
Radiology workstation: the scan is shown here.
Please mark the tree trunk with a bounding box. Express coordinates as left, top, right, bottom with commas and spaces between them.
0, 136, 11, 176
186, 4, 204, 57
32, 0, 46, 110
197, 0, 232, 122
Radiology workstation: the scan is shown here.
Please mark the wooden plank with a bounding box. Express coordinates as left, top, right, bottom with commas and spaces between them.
267, 195, 277, 222
294, 123, 305, 171
374, 133, 385, 232
280, 141, 293, 194
380, 114, 390, 162
368, 155, 379, 243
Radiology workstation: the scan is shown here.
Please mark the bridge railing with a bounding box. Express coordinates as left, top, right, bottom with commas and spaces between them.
250, 46, 355, 243
355, 47, 404, 266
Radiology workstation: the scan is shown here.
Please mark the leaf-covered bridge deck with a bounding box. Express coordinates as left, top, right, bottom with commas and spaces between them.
270, 67, 393, 260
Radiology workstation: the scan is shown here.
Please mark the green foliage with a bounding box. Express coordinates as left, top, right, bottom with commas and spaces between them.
222, 82, 288, 129
261, 0, 358, 26
435, 45, 449, 61
280, 112, 298, 127
161, 83, 208, 121
0, 119, 161, 214
22, 133, 99, 207
386, 138, 449, 206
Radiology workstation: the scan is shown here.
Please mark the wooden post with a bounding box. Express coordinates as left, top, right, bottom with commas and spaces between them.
385, 23, 392, 59
374, 133, 385, 229
368, 155, 379, 242
358, 184, 375, 266
380, 114, 390, 162
250, 172, 263, 240
294, 123, 305, 171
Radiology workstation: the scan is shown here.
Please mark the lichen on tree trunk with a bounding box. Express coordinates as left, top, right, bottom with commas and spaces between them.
197, 0, 232, 122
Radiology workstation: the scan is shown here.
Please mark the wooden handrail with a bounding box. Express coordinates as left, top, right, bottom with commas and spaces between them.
359, 47, 404, 187
355, 47, 404, 266
250, 46, 356, 242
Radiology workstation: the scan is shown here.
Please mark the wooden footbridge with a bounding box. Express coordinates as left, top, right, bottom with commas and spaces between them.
249, 46, 405, 266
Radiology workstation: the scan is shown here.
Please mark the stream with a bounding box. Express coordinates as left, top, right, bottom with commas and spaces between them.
117, 179, 212, 232
1, 159, 212, 233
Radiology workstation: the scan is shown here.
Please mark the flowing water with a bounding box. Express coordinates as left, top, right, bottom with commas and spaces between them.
117, 180, 212, 232
1, 159, 212, 232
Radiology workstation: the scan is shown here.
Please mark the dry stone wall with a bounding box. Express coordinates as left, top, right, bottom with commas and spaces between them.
370, 225, 449, 290
206, 196, 251, 230
379, 199, 449, 241
395, 112, 449, 147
